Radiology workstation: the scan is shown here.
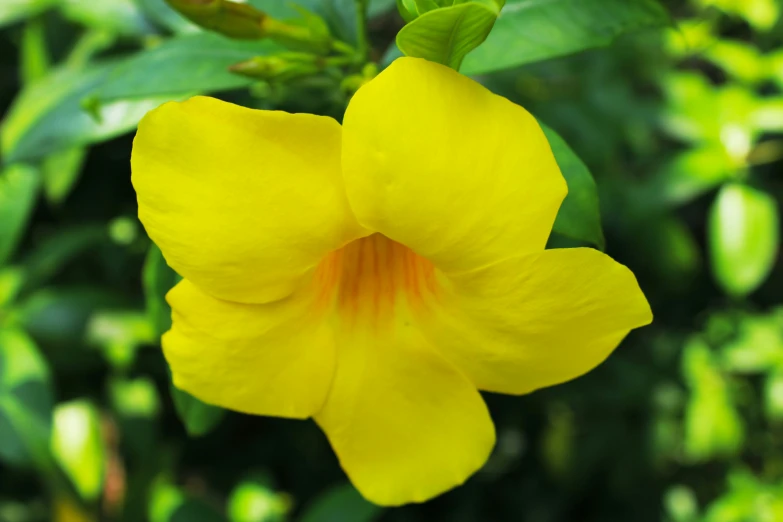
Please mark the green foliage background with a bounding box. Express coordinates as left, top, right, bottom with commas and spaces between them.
1, 0, 783, 520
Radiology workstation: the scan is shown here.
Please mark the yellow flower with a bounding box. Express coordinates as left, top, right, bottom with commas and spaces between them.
131, 57, 652, 506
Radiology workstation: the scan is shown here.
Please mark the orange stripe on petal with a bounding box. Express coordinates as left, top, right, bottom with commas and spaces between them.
314, 234, 437, 327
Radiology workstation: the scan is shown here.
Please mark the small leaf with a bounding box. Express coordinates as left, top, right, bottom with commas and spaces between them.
96, 33, 280, 102
41, 147, 88, 205
709, 183, 779, 297
461, 0, 669, 75
143, 244, 179, 337
51, 400, 106, 501
542, 124, 604, 249
681, 338, 744, 461
227, 481, 289, 522
171, 385, 225, 437
396, 1, 499, 70
0, 164, 39, 265
653, 146, 734, 205
0, 328, 53, 468
300, 484, 381, 522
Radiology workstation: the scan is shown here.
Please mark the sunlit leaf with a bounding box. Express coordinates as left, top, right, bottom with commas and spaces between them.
543, 124, 604, 248
653, 145, 735, 205
397, 1, 500, 70
0, 0, 55, 28
60, 0, 154, 35
51, 400, 106, 501
0, 328, 53, 468
0, 164, 39, 266
709, 183, 779, 297
300, 483, 381, 522
109, 377, 161, 418
227, 481, 289, 522
682, 338, 744, 461
461, 0, 669, 75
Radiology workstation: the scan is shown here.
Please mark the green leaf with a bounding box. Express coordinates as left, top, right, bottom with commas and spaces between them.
135, 0, 199, 33
652, 146, 735, 205
300, 484, 381, 522
18, 287, 127, 349
87, 312, 156, 370
21, 18, 51, 85
0, 328, 53, 468
19, 224, 106, 291
0, 164, 39, 266
171, 385, 225, 438
396, 1, 499, 70
97, 33, 279, 103
709, 183, 779, 297
227, 481, 288, 522
682, 338, 744, 461
0, 0, 55, 28
41, 147, 88, 205
143, 243, 178, 337
1, 61, 180, 163
59, 0, 155, 36
765, 369, 783, 422
461, 0, 669, 75
150, 480, 226, 522
51, 400, 106, 501
542, 124, 604, 249
109, 376, 162, 419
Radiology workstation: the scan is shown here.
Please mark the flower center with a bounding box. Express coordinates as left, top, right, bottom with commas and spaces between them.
315, 234, 437, 325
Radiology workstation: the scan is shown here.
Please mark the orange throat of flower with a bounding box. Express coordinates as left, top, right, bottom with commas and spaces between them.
315, 234, 438, 327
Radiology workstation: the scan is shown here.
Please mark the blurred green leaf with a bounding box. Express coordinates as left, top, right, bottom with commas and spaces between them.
170, 385, 225, 438
703, 40, 766, 84
0, 164, 39, 266
97, 33, 279, 102
720, 312, 783, 373
764, 366, 783, 422
708, 183, 779, 297
396, 1, 500, 70
682, 338, 744, 462
0, 267, 24, 307
20, 18, 50, 85
0, 328, 53, 468
51, 400, 106, 502
695, 0, 780, 31
109, 376, 161, 418
703, 471, 783, 522
300, 483, 380, 522
41, 147, 88, 205
1, 61, 179, 162
461, 0, 669, 75
0, 0, 55, 28
227, 481, 288, 522
653, 146, 735, 205
143, 243, 178, 337
543, 124, 604, 248
87, 311, 155, 370
135, 0, 199, 33
60, 0, 155, 36
663, 485, 699, 522
17, 287, 126, 347
19, 225, 106, 291
149, 480, 226, 522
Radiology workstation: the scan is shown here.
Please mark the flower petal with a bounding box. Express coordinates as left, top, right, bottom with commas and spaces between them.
163, 279, 335, 418
315, 321, 495, 506
132, 96, 366, 304
418, 248, 652, 395
341, 57, 567, 273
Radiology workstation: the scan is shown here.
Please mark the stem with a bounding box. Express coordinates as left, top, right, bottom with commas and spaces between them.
354, 0, 370, 61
